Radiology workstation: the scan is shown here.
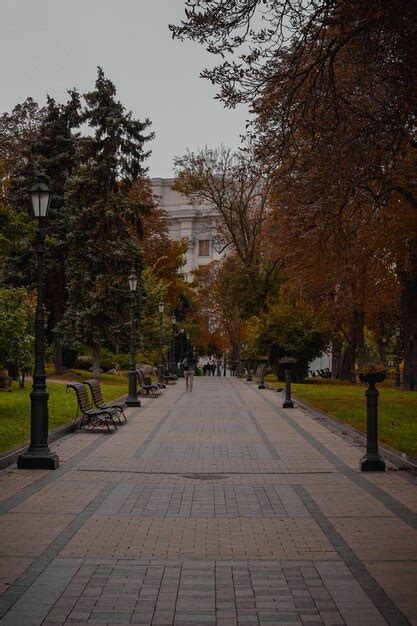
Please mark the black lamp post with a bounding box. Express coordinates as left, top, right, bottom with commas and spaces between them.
171, 314, 177, 375
360, 371, 386, 471
158, 301, 166, 388
280, 357, 297, 408
126, 271, 140, 407
18, 173, 59, 470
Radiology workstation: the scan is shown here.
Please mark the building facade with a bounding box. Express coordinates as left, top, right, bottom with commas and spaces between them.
152, 178, 223, 278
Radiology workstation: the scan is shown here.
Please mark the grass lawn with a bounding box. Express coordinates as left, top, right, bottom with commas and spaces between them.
0, 377, 127, 454
265, 375, 417, 458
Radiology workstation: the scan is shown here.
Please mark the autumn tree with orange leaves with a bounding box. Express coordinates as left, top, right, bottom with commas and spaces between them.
172, 0, 417, 388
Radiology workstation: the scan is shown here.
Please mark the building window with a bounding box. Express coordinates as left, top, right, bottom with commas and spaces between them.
198, 239, 210, 257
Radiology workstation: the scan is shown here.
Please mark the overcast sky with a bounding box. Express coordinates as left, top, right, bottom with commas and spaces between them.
1, 0, 249, 177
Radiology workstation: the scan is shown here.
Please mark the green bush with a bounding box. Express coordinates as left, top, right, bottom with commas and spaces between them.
74, 349, 156, 373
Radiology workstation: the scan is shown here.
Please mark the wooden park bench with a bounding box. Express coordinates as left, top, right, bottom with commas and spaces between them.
84, 379, 127, 423
66, 382, 118, 432
164, 372, 177, 385
137, 368, 161, 397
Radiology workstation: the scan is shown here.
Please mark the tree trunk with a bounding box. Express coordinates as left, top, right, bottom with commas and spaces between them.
92, 342, 101, 378
7, 361, 18, 381
339, 345, 355, 381
331, 338, 342, 379
47, 251, 66, 376
338, 309, 365, 381
402, 241, 417, 390
376, 338, 387, 365
18, 369, 25, 389
53, 333, 63, 375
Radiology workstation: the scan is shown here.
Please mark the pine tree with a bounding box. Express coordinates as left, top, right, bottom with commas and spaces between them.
33, 93, 82, 373
0, 93, 82, 373
60, 68, 154, 376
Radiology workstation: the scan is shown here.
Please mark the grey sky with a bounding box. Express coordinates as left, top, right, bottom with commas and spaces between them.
1, 0, 249, 177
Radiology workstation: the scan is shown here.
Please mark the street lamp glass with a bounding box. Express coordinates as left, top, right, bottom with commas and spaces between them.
171, 314, 176, 325
128, 272, 138, 292
29, 175, 51, 218
158, 301, 165, 314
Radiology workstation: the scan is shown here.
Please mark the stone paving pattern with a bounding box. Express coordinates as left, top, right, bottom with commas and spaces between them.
0, 378, 416, 625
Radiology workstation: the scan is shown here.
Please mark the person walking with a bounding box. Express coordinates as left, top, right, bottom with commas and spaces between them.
182, 349, 197, 392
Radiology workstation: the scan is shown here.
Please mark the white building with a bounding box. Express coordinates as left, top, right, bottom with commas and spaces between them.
152, 178, 223, 278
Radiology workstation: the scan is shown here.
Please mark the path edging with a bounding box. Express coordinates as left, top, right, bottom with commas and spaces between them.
0, 419, 81, 470
250, 379, 417, 473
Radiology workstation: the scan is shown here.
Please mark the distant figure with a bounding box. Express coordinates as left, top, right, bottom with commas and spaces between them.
211, 363, 216, 376
216, 359, 222, 376
182, 351, 197, 392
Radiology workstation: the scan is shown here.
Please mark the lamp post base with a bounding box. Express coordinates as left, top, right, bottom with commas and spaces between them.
258, 383, 265, 389
17, 447, 59, 470
360, 454, 385, 472
126, 397, 141, 407
283, 400, 294, 408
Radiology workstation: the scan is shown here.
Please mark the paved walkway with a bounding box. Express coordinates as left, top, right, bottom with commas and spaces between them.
0, 378, 416, 626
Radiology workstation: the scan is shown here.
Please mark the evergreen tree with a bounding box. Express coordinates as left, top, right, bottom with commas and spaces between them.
33, 93, 81, 373
0, 93, 82, 373
60, 68, 154, 376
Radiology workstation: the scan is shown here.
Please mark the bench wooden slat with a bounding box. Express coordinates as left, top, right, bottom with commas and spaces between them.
66, 383, 118, 432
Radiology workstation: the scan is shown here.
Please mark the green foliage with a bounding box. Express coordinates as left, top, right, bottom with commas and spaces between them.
0, 288, 36, 386
265, 376, 417, 457
59, 69, 154, 369
139, 266, 173, 362
0, 380, 124, 453
0, 194, 35, 258
246, 301, 330, 381
0, 93, 82, 378
74, 349, 131, 372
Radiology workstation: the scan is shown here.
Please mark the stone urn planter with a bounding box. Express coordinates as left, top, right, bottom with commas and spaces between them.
359, 371, 386, 385
0, 370, 12, 391
256, 356, 268, 389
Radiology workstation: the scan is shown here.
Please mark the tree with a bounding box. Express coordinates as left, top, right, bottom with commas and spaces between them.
172, 0, 417, 387
174, 146, 282, 314
138, 184, 188, 302
0, 288, 35, 388
60, 68, 154, 376
0, 93, 82, 373
31, 93, 81, 373
245, 300, 330, 381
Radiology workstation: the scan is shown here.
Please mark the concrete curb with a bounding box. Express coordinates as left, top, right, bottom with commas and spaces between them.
0, 418, 81, 470
0, 391, 132, 471
249, 379, 417, 473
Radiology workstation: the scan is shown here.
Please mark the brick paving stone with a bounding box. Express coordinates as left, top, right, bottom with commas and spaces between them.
0, 378, 415, 625
0, 512, 74, 557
